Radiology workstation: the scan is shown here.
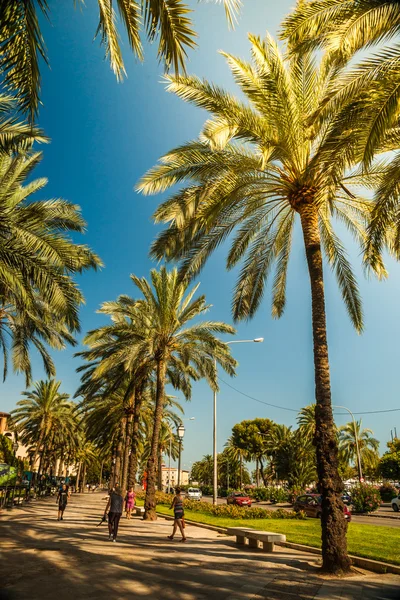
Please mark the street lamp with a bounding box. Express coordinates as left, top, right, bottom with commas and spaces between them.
333, 405, 363, 482
177, 424, 185, 487
213, 337, 264, 505
168, 417, 195, 493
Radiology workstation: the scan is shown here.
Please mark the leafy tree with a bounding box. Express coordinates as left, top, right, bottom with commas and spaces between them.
0, 0, 241, 119
230, 419, 274, 486
137, 32, 389, 572
379, 438, 400, 481
0, 151, 101, 384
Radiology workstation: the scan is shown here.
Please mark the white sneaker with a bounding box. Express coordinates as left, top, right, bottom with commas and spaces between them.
109, 534, 113, 540
112, 538, 116, 543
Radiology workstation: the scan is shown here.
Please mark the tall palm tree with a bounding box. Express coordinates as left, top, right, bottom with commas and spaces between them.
137, 35, 387, 572
281, 1, 400, 272
0, 150, 101, 384
11, 380, 77, 475
130, 267, 236, 520
0, 0, 241, 119
339, 420, 379, 472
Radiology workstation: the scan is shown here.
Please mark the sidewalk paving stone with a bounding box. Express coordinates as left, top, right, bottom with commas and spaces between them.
0, 493, 399, 600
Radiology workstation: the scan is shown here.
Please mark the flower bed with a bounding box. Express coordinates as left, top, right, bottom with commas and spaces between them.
135, 491, 305, 519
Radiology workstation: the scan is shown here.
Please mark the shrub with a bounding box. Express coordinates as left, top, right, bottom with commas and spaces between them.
270, 488, 289, 503
379, 484, 398, 502
251, 487, 270, 501
351, 483, 381, 513
200, 485, 213, 496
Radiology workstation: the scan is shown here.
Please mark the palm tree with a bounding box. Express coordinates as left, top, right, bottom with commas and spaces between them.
0, 150, 101, 384
11, 380, 77, 476
137, 35, 387, 572
339, 420, 379, 473
297, 404, 317, 443
0, 0, 241, 119
130, 267, 236, 520
281, 1, 400, 272
191, 454, 214, 486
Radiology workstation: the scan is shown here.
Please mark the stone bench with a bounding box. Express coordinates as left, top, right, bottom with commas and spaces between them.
226, 527, 286, 553
134, 506, 145, 516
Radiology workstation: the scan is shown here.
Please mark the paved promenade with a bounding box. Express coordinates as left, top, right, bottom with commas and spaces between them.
0, 492, 399, 600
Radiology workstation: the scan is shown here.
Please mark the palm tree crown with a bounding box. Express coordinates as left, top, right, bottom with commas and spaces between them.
0, 0, 241, 119
339, 419, 379, 469
138, 35, 385, 329
0, 151, 101, 383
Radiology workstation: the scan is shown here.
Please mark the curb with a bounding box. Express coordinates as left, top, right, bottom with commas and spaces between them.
157, 512, 400, 576
353, 513, 400, 521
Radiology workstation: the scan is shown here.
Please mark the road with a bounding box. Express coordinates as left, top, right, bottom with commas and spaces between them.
1, 492, 399, 600
201, 497, 400, 528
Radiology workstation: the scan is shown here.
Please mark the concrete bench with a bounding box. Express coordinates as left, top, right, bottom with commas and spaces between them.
226, 527, 286, 553
134, 506, 145, 516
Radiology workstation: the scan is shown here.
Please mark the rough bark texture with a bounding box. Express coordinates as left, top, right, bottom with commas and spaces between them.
121, 400, 135, 494
299, 203, 351, 574
128, 386, 144, 489
113, 417, 126, 488
144, 358, 166, 521
157, 451, 163, 491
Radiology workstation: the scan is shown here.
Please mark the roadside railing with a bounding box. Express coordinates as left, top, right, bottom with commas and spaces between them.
0, 481, 57, 510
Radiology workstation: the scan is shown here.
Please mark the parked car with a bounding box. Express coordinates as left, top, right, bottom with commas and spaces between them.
342, 492, 352, 505
391, 494, 400, 512
187, 487, 202, 501
226, 492, 252, 507
293, 494, 352, 522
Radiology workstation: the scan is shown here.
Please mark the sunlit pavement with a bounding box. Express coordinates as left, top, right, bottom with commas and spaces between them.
0, 492, 399, 600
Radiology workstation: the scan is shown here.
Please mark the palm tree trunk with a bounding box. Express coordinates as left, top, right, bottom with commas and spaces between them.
144, 358, 166, 520
99, 460, 104, 487
157, 450, 163, 491
299, 203, 351, 574
128, 385, 144, 489
76, 462, 82, 491
240, 454, 243, 489
114, 417, 126, 488
121, 403, 134, 494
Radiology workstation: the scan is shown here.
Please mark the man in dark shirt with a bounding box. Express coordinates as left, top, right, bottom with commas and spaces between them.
104, 486, 123, 542
57, 484, 68, 521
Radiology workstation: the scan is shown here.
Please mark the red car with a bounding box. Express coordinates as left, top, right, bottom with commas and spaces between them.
293, 494, 352, 522
227, 492, 252, 507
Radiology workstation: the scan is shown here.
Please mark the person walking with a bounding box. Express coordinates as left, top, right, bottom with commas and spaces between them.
167, 487, 186, 542
104, 486, 123, 542
57, 484, 68, 521
125, 487, 136, 519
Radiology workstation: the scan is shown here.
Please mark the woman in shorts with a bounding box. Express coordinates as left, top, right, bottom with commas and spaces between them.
167, 487, 186, 542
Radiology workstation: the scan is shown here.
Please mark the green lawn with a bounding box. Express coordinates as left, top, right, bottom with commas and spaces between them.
148, 503, 399, 566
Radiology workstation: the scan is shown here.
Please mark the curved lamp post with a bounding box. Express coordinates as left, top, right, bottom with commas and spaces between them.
213, 337, 264, 505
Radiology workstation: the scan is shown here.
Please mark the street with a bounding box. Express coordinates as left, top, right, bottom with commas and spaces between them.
201, 497, 400, 528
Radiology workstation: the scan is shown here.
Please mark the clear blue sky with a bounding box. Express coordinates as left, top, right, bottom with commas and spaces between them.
2, 0, 399, 469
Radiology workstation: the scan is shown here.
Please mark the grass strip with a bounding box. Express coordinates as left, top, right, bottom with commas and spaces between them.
147, 502, 399, 566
